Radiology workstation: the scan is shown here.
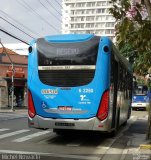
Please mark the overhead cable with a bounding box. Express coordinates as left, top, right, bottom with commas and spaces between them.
0, 17, 35, 39
22, 0, 60, 33
39, 0, 61, 23
0, 27, 29, 45
54, 0, 63, 9
0, 10, 40, 37
45, 0, 62, 16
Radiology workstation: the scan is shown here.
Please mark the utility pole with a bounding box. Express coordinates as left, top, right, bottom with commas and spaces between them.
0, 39, 14, 111
147, 67, 151, 139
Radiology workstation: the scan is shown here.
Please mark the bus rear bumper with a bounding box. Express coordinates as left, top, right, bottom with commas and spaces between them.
28, 115, 111, 132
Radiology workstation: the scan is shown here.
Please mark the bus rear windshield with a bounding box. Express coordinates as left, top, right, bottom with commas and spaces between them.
37, 36, 100, 66
37, 36, 100, 87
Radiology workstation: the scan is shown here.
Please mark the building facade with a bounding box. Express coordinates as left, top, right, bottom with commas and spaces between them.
62, 0, 115, 39
0, 48, 27, 108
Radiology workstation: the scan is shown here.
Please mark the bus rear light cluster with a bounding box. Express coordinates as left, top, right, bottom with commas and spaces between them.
28, 90, 36, 118
97, 90, 109, 121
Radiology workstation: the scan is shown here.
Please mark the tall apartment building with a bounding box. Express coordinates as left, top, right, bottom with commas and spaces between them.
62, 0, 115, 40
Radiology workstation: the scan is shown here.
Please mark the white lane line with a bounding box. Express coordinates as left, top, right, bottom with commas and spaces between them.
0, 150, 100, 160
13, 130, 51, 142
96, 138, 116, 149
0, 128, 10, 132
0, 130, 30, 139
130, 116, 135, 119
66, 142, 81, 147
120, 140, 131, 160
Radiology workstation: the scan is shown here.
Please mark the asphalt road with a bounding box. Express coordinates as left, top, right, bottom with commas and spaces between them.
0, 111, 149, 160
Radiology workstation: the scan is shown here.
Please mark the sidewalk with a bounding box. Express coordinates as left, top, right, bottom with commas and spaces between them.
122, 114, 151, 160
0, 106, 28, 115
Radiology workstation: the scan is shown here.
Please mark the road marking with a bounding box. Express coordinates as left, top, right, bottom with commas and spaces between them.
120, 141, 131, 160
66, 142, 81, 147
13, 130, 51, 142
0, 130, 30, 139
0, 128, 10, 132
0, 150, 100, 160
97, 138, 116, 149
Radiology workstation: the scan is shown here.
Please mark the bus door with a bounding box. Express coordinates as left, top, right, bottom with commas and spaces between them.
110, 53, 118, 129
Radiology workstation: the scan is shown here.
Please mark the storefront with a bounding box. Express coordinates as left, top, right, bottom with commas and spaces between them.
0, 47, 28, 108
4, 77, 27, 107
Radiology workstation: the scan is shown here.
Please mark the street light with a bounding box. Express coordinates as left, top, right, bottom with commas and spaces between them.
0, 39, 14, 111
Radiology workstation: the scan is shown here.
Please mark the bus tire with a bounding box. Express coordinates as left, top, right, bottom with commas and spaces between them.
109, 109, 120, 137
53, 129, 68, 136
123, 120, 127, 126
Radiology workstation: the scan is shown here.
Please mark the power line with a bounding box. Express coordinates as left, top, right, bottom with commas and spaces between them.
46, 0, 62, 15
0, 27, 29, 44
38, 0, 61, 23
54, 0, 62, 9
0, 10, 40, 37
0, 17, 35, 39
21, 0, 60, 33
16, 0, 31, 12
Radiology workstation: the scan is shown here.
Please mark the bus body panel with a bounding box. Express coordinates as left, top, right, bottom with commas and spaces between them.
28, 36, 110, 119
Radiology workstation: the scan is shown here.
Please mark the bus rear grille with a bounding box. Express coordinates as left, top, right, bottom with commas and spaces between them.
38, 70, 95, 87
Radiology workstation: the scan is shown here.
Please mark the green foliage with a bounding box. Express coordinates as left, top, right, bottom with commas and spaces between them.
109, 0, 151, 75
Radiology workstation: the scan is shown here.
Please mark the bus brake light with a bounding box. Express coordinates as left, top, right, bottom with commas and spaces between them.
97, 90, 109, 121
28, 90, 36, 118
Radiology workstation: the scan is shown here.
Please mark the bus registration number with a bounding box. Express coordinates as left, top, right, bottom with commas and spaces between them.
58, 106, 72, 111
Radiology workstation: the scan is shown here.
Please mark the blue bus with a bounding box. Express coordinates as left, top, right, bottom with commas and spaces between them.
28, 34, 133, 135
132, 85, 151, 110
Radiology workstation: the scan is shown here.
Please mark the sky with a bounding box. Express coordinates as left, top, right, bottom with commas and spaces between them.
0, 0, 62, 44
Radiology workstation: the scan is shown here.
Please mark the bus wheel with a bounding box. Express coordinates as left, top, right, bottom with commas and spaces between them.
53, 129, 68, 136
109, 109, 120, 137
123, 120, 127, 126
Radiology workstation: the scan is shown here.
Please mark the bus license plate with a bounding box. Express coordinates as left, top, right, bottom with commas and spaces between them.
58, 106, 72, 111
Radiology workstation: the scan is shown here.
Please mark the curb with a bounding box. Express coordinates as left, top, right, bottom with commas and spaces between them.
0, 109, 27, 114
140, 144, 151, 150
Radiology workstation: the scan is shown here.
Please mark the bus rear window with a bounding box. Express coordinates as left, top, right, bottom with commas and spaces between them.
134, 85, 148, 95
37, 36, 100, 66
37, 36, 100, 87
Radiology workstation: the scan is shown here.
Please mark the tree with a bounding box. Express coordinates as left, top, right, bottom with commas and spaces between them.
109, 0, 151, 75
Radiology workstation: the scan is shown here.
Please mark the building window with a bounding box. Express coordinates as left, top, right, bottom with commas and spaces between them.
96, 16, 106, 21
86, 9, 95, 14
86, 23, 94, 28
97, 1, 106, 6
75, 24, 84, 28
95, 23, 105, 28
106, 22, 114, 27
86, 16, 94, 21
97, 9, 105, 13
71, 24, 74, 28
105, 29, 114, 34
76, 3, 85, 7
87, 2, 95, 7
76, 10, 85, 15
106, 15, 115, 21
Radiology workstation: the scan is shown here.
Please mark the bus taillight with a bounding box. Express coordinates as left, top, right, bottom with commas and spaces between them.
28, 90, 36, 118
97, 90, 109, 121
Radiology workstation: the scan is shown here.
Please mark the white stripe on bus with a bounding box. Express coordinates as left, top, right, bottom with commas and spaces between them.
38, 65, 96, 70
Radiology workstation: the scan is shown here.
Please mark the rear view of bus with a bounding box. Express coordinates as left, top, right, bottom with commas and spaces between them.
28, 34, 131, 133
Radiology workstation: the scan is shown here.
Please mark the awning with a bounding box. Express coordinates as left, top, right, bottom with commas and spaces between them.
3, 77, 27, 87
